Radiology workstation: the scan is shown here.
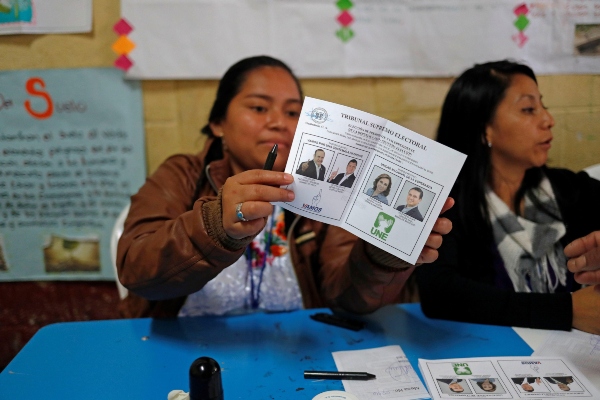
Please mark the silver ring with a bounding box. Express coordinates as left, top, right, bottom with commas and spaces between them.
235, 203, 248, 222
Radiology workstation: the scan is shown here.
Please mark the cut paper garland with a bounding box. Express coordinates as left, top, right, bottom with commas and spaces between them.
512, 3, 529, 48
112, 18, 135, 71
335, 0, 354, 43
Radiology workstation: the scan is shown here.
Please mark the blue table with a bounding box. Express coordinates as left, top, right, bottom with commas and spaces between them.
0, 304, 532, 399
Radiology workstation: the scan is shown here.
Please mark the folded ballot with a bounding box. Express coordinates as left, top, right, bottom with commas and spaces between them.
418, 356, 600, 399
278, 97, 466, 264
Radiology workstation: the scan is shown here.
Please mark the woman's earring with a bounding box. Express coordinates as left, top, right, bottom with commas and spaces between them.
487, 141, 492, 148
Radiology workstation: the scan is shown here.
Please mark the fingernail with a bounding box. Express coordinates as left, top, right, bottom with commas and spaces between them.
283, 173, 293, 183
287, 191, 295, 201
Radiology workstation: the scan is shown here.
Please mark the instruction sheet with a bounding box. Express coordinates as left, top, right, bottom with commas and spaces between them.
333, 345, 429, 400
279, 97, 466, 264
418, 356, 600, 399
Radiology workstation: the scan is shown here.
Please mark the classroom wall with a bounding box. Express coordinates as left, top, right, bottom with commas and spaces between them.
1, 0, 599, 369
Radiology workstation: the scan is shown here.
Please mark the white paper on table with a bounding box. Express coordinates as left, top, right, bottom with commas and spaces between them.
418, 356, 600, 399
332, 345, 430, 400
532, 329, 600, 391
277, 97, 466, 265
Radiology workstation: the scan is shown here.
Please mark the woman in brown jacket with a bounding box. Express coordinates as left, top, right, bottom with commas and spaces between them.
117, 56, 453, 318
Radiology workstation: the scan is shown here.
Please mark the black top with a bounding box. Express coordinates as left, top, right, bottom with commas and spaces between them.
417, 168, 600, 330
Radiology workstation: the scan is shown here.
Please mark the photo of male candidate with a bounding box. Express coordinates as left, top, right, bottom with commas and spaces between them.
511, 377, 546, 393
544, 376, 578, 392
395, 183, 434, 222
328, 159, 358, 188
296, 148, 327, 181
436, 379, 472, 394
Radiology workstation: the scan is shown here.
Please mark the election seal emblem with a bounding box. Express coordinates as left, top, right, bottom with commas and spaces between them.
310, 107, 328, 124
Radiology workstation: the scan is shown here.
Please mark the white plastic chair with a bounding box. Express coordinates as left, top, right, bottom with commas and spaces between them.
584, 163, 600, 181
110, 203, 131, 299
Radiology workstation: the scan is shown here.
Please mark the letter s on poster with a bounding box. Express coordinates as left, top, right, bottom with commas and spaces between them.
24, 77, 54, 119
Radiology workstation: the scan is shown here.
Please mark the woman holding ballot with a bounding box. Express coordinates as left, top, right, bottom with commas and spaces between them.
417, 60, 600, 334
117, 55, 453, 318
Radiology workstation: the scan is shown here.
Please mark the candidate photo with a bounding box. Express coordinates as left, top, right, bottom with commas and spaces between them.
470, 378, 504, 394
296, 148, 327, 181
365, 173, 393, 205
395, 183, 434, 222
436, 379, 472, 394
327, 158, 358, 188
511, 377, 547, 393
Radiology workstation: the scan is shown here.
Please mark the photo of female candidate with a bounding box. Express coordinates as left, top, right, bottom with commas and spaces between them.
116, 55, 454, 318
417, 60, 600, 334
366, 174, 392, 205
472, 378, 499, 393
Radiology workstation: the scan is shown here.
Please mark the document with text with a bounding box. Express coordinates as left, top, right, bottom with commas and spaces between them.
333, 345, 430, 400
418, 356, 600, 399
278, 97, 466, 264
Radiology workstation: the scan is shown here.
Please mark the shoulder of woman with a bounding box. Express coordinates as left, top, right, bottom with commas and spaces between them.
546, 167, 600, 192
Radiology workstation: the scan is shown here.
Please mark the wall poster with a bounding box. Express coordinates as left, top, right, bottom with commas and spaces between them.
0, 68, 146, 281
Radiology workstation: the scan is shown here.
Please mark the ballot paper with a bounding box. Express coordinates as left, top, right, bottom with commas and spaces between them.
418, 356, 600, 399
532, 329, 600, 391
332, 345, 430, 400
278, 97, 466, 264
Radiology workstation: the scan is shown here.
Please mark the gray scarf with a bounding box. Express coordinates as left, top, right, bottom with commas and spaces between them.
486, 176, 567, 293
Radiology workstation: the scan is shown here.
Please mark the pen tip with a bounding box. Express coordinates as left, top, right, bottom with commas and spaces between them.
272, 143, 278, 151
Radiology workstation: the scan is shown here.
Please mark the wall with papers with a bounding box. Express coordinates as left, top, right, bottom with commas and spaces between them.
121, 0, 600, 79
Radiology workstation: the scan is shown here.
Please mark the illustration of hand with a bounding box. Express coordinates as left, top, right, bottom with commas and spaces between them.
379, 218, 392, 231
312, 189, 322, 207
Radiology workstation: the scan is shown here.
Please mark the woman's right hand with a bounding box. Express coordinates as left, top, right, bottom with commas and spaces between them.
571, 285, 600, 334
221, 170, 294, 239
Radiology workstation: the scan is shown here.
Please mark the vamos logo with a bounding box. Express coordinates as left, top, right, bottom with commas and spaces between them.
371, 212, 394, 241
302, 189, 323, 213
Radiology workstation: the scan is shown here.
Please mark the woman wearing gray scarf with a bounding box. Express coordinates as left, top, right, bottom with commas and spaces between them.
417, 60, 600, 334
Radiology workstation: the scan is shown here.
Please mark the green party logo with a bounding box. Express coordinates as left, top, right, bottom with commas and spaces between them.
371, 212, 395, 241
453, 363, 472, 375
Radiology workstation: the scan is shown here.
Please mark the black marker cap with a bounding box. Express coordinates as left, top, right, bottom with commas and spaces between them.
189, 356, 224, 400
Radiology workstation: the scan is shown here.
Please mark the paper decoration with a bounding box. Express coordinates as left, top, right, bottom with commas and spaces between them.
512, 3, 530, 48
112, 18, 135, 72
336, 0, 354, 42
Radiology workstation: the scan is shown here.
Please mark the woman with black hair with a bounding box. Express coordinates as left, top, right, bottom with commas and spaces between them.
417, 60, 600, 334
366, 173, 392, 205
117, 55, 453, 318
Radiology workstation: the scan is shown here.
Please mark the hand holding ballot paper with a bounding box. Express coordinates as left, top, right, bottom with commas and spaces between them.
279, 97, 466, 265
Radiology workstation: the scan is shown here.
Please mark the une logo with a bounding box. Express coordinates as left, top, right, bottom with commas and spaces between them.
371, 212, 394, 241
453, 363, 472, 375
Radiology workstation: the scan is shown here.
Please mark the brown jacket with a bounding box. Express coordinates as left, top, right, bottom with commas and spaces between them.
117, 137, 416, 318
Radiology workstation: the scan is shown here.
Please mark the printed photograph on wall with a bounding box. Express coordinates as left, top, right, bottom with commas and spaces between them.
575, 24, 600, 55
0, 0, 33, 24
43, 234, 100, 273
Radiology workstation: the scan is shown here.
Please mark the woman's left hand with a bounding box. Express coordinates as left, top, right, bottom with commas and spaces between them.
221, 170, 294, 240
416, 196, 454, 264
565, 231, 600, 287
